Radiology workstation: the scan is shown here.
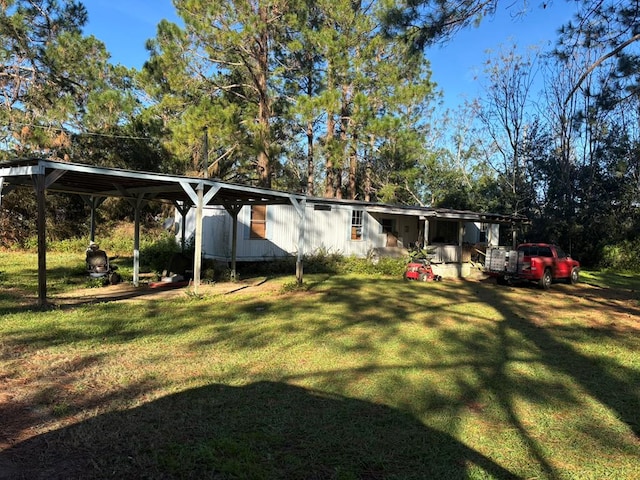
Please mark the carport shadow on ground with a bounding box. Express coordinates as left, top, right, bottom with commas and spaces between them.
0, 381, 519, 480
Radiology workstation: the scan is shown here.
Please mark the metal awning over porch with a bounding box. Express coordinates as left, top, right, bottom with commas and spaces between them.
0, 158, 306, 306
306, 196, 528, 225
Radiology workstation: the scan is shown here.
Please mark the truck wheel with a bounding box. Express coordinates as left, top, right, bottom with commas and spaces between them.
418, 273, 427, 282
539, 269, 552, 290
568, 267, 579, 285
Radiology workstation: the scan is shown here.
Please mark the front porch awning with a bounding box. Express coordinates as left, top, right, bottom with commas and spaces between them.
348, 200, 528, 225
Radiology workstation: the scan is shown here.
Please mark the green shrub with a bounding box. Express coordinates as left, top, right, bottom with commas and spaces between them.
50, 237, 88, 253
237, 258, 296, 277
201, 259, 234, 282
600, 239, 640, 272
232, 250, 407, 278
140, 233, 181, 273
338, 255, 406, 276
279, 280, 311, 293
303, 247, 343, 274
21, 235, 39, 251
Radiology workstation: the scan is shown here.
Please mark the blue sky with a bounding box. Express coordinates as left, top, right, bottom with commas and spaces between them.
84, 0, 577, 108
84, 0, 177, 67
428, 1, 576, 107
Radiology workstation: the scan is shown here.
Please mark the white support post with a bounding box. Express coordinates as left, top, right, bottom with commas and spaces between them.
193, 182, 204, 294
34, 173, 47, 306
231, 210, 238, 281
424, 218, 430, 247
459, 221, 464, 265
223, 204, 242, 282
178, 181, 221, 294
133, 203, 141, 287
290, 196, 306, 284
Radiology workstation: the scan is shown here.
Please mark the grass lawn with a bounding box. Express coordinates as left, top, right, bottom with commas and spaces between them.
0, 251, 639, 479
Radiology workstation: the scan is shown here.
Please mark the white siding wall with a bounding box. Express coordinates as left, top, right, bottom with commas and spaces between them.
305, 204, 376, 257
177, 204, 502, 261
463, 222, 500, 246
236, 204, 298, 260
207, 208, 231, 257
464, 222, 480, 244
179, 206, 231, 260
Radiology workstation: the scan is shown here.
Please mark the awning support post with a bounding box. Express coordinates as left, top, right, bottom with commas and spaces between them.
223, 204, 242, 282
193, 182, 204, 294
290, 196, 306, 285
458, 220, 465, 267
133, 199, 141, 287
178, 181, 221, 295
173, 201, 191, 253
90, 198, 97, 242
34, 173, 47, 307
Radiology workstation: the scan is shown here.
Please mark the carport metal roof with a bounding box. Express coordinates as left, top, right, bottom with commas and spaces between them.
0, 158, 301, 206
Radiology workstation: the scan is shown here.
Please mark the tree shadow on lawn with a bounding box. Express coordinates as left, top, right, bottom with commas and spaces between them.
467, 280, 640, 437
285, 276, 640, 478
3, 273, 637, 478
0, 381, 520, 480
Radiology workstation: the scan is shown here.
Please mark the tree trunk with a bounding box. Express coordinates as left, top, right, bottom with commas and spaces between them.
324, 65, 336, 198
325, 113, 335, 198
256, 4, 271, 188
307, 120, 314, 195
335, 168, 343, 199
305, 63, 315, 195
338, 83, 351, 199
364, 134, 373, 201
349, 133, 357, 199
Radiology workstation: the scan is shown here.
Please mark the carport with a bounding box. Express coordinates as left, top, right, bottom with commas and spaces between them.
0, 158, 306, 306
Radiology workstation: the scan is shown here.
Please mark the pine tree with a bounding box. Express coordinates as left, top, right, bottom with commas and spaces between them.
0, 0, 137, 159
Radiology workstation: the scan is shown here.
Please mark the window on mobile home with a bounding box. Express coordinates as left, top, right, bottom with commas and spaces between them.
250, 205, 267, 239
351, 210, 363, 240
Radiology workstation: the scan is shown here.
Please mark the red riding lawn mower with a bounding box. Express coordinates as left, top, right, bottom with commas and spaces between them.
403, 255, 442, 282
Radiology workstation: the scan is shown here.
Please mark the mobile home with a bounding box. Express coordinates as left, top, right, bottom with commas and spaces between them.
178, 197, 520, 278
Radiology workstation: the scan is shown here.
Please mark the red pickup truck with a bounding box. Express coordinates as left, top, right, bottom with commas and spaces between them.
485, 243, 580, 289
